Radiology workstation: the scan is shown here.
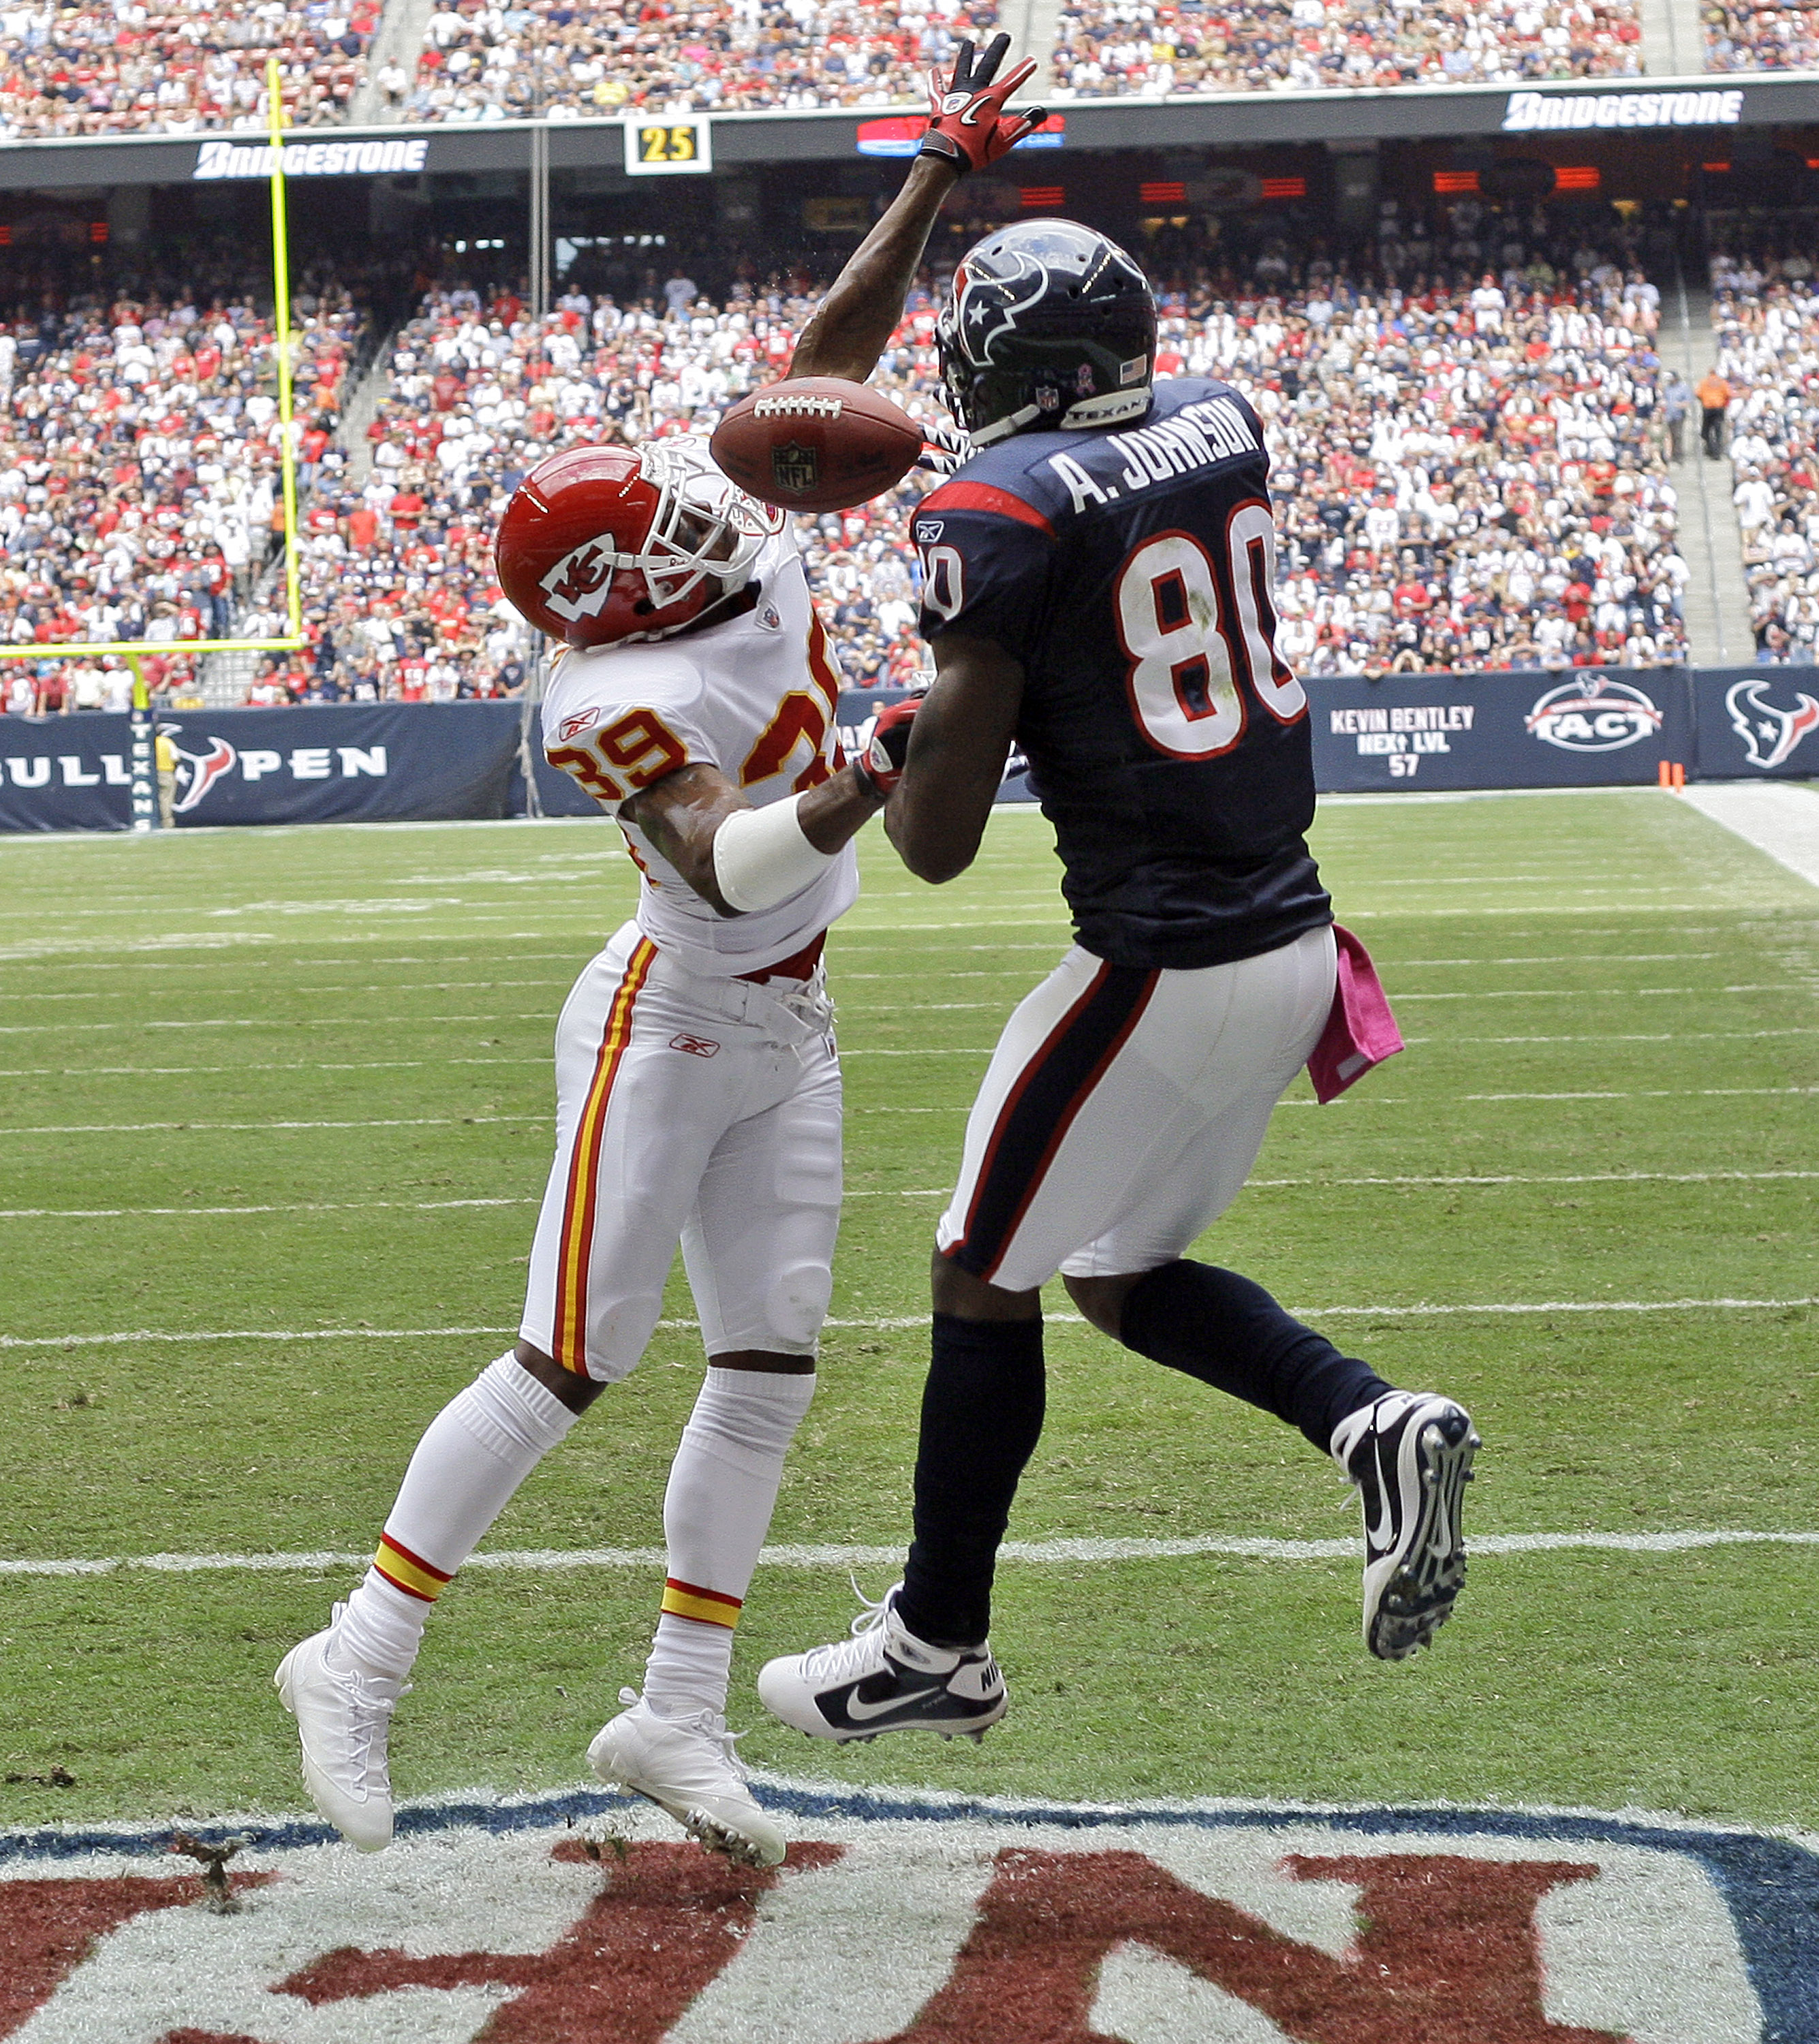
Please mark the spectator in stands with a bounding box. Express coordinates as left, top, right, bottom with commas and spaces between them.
1704, 0, 1819, 69
0, 0, 378, 139
1050, 0, 1641, 97
1705, 243, 1819, 660
1697, 367, 1732, 460
0, 273, 367, 703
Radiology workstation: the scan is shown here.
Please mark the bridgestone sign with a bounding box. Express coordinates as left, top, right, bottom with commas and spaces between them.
1503, 86, 1745, 130
193, 137, 429, 179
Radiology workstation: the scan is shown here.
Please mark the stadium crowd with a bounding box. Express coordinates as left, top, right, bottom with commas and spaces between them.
1705, 238, 1819, 661
0, 0, 1664, 140
0, 275, 365, 714
3, 202, 1696, 709
0, 0, 378, 140
266, 206, 1689, 702
1702, 0, 1819, 72
394, 0, 999, 121
1049, 0, 1643, 99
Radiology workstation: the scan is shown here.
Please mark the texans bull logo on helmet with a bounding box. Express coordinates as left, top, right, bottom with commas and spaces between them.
934, 219, 1157, 448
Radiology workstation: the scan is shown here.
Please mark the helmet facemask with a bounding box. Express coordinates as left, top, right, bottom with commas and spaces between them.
623, 439, 781, 630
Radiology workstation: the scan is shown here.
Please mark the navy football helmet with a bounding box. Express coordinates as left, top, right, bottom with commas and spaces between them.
936, 219, 1157, 448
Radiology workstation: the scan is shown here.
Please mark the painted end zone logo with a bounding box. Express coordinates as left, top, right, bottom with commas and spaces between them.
1, 1786, 1807, 2041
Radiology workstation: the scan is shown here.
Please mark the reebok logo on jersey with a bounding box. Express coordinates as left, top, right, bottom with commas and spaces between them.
670, 1034, 721, 1058
557, 707, 601, 741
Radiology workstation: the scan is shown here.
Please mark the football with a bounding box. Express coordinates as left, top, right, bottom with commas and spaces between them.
711, 377, 925, 514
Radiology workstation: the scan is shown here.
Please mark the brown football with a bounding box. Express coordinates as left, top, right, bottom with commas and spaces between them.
711, 377, 924, 514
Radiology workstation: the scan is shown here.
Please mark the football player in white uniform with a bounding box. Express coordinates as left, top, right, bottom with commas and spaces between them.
270, 122, 983, 1861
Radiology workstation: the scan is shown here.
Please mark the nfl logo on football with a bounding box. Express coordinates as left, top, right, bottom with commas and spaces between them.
771, 441, 820, 495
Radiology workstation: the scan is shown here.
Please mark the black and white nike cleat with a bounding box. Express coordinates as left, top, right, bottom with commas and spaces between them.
1331, 1390, 1479, 1661
757, 1582, 1008, 1744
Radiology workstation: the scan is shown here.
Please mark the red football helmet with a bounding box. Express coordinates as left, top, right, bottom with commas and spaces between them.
495, 437, 783, 648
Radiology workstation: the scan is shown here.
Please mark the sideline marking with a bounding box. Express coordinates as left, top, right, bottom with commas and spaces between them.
3, 1168, 1814, 1222
1682, 781, 1819, 890
2, 1296, 1814, 1350
2, 1528, 1816, 1580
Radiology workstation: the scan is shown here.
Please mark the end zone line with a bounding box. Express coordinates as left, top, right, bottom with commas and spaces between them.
3, 1297, 1816, 1350
2, 1528, 1814, 1581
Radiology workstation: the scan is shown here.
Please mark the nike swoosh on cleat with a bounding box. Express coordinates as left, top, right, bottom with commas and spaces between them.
840, 1685, 946, 1723
1364, 1486, 1396, 1551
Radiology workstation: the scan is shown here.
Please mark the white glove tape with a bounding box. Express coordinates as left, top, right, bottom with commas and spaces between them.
712, 795, 836, 913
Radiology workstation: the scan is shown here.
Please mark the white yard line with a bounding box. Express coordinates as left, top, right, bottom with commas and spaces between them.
0, 1015, 544, 1035
1390, 985, 1804, 1000
1, 1528, 1814, 1581
3, 1297, 1815, 1351
1681, 781, 1819, 890
0, 1115, 542, 1136
3, 1168, 1812, 1224
0, 1198, 540, 1220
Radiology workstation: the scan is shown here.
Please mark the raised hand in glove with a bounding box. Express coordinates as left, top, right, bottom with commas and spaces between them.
854, 697, 919, 801
919, 33, 1046, 176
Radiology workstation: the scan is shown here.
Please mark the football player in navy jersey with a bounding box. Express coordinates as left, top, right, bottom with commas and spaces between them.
760, 217, 1480, 1746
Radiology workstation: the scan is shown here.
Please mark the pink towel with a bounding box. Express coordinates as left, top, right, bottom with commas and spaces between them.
1307, 924, 1403, 1104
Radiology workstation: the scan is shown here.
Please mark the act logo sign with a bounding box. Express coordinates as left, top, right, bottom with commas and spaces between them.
1, 1786, 1805, 2041
1524, 674, 1664, 752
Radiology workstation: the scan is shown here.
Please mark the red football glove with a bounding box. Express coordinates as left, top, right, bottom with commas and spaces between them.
919, 34, 1046, 177
854, 697, 919, 799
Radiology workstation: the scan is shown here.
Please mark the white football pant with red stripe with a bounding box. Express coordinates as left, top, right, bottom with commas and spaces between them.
521, 919, 843, 1379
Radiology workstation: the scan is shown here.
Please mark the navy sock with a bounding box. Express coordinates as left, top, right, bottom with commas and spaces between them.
1118, 1260, 1390, 1451
897, 1314, 1045, 1649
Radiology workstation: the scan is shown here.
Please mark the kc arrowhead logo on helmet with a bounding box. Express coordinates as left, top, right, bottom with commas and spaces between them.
496, 439, 783, 649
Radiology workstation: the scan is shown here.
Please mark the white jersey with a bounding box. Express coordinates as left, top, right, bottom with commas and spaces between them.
541, 526, 858, 979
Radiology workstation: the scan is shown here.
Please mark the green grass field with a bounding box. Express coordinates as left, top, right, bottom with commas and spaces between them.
1, 792, 1815, 1837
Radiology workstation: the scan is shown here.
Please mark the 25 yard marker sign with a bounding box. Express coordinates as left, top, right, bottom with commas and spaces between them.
625, 117, 713, 174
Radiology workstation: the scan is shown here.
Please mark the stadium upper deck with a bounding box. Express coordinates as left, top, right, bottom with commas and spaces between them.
0, 0, 1791, 150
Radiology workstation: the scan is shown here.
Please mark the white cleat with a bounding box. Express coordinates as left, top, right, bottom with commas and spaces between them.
273, 1604, 405, 1853
1332, 1390, 1480, 1660
588, 1688, 786, 1870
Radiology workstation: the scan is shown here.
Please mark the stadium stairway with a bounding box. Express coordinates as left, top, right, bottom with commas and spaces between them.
1643, 0, 1701, 76
1673, 279, 1754, 666
1008, 0, 1064, 92
335, 332, 399, 486
348, 0, 437, 125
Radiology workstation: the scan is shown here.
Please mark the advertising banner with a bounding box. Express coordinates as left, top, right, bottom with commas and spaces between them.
1690, 665, 1819, 781
0, 703, 520, 833
10, 668, 1805, 836
1309, 669, 1696, 794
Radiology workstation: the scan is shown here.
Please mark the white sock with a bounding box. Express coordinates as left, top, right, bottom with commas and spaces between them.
642, 1367, 815, 1720
332, 1354, 578, 1682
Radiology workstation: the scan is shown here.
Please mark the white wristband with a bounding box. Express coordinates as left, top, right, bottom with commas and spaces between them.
711, 794, 836, 913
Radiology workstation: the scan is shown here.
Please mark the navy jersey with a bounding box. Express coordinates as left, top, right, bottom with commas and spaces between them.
915, 377, 1331, 971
